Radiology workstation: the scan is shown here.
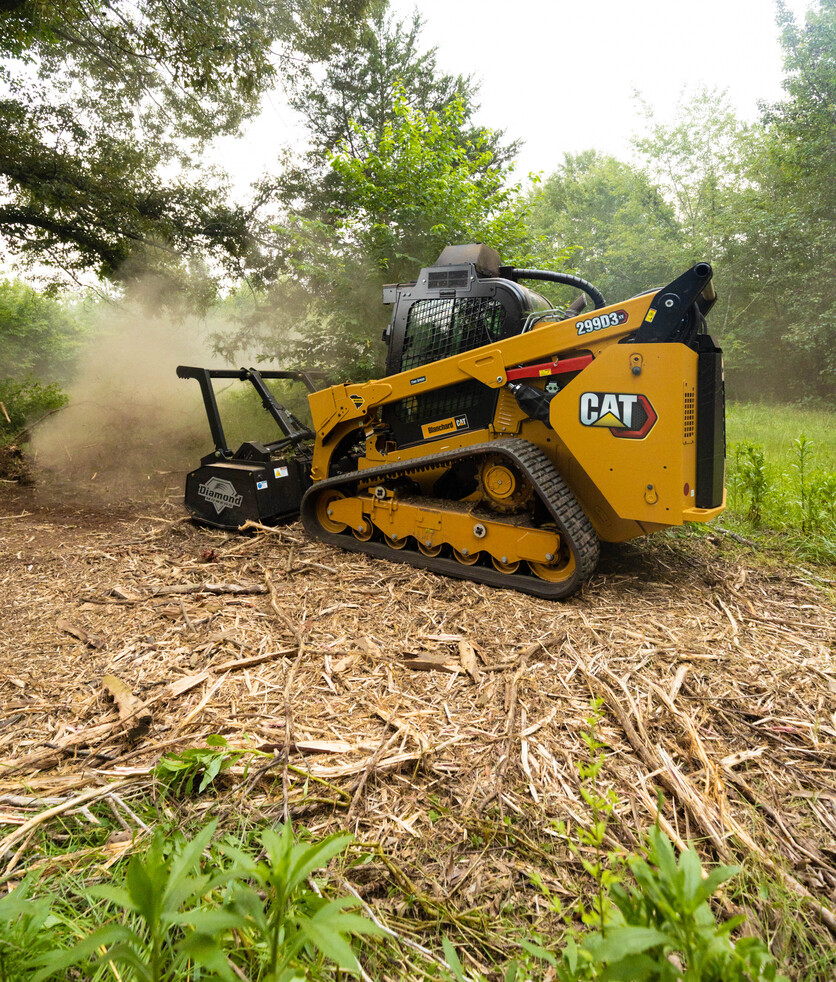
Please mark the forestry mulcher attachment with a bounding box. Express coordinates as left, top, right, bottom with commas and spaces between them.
178, 244, 724, 599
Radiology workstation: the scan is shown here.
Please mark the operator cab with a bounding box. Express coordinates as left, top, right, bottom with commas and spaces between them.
380, 244, 553, 448
382, 244, 552, 376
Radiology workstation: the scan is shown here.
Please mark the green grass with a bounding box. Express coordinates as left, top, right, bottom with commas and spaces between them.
727, 403, 836, 466
724, 401, 836, 563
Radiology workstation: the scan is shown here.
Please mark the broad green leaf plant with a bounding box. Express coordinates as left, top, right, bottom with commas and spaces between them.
31, 819, 380, 982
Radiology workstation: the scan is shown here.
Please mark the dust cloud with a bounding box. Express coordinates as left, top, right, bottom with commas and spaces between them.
33, 301, 228, 503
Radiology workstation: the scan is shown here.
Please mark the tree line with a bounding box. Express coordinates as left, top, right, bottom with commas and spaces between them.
1, 0, 834, 450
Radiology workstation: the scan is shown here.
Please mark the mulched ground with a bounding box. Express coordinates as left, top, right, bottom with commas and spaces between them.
1, 473, 835, 971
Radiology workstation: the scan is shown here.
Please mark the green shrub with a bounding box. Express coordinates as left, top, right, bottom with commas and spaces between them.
0, 279, 85, 382
0, 376, 67, 448
220, 822, 383, 980
573, 827, 783, 981
153, 734, 260, 796
729, 440, 769, 525
0, 875, 58, 982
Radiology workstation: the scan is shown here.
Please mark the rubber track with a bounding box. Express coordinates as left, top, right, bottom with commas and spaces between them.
300, 438, 600, 599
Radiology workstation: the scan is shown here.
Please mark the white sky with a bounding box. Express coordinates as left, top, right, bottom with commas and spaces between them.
216, 0, 812, 190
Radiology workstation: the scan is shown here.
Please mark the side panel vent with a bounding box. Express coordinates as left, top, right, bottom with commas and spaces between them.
683, 384, 696, 444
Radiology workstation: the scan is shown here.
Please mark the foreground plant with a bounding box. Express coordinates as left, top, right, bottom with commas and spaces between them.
29, 818, 379, 982
0, 875, 57, 982
153, 734, 268, 797
570, 826, 785, 981
33, 820, 241, 982
220, 823, 383, 980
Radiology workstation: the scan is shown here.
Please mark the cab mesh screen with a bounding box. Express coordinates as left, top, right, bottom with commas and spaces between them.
389, 379, 486, 425
399, 297, 506, 371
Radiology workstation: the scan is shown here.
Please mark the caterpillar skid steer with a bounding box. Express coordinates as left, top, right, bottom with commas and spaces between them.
178, 244, 725, 599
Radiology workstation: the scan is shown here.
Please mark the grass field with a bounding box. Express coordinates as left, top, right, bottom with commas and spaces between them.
728, 402, 836, 464
725, 401, 836, 561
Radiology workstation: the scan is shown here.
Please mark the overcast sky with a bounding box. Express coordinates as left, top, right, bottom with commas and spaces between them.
217, 0, 812, 191
385, 0, 811, 177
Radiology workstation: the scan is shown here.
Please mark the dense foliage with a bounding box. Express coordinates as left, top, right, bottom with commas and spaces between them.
0, 0, 368, 288
0, 279, 86, 447
527, 2, 836, 400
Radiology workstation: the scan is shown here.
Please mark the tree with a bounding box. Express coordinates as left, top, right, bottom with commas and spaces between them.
527, 151, 684, 304
330, 91, 533, 279
745, 0, 836, 398
215, 91, 536, 379
526, 90, 786, 396
265, 3, 518, 224
632, 89, 755, 262
631, 89, 774, 394
0, 278, 86, 380
0, 0, 368, 288
216, 6, 532, 379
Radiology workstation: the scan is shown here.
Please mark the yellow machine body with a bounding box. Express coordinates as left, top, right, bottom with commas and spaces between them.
181, 245, 725, 600
306, 284, 723, 553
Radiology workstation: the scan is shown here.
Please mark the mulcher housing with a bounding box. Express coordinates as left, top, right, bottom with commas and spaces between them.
179, 244, 725, 599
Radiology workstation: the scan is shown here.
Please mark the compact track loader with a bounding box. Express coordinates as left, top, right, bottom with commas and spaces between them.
178, 244, 725, 599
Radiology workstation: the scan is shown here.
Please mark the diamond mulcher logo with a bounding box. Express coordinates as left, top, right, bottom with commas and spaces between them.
198, 476, 244, 514
579, 392, 657, 439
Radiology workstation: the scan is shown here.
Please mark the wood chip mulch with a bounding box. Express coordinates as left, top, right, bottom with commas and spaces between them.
1, 480, 835, 950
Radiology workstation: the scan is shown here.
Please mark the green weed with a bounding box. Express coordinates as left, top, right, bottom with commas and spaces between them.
0, 875, 59, 982
153, 734, 262, 796
219, 823, 384, 980
20, 819, 380, 982
33, 820, 239, 982
730, 440, 769, 524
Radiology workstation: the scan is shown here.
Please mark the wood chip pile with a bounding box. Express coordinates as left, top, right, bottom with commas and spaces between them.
1, 482, 835, 958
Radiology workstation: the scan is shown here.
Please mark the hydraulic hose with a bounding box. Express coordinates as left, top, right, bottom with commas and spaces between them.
504, 268, 606, 310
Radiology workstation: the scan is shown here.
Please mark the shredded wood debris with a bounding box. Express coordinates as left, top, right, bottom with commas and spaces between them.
1, 481, 835, 947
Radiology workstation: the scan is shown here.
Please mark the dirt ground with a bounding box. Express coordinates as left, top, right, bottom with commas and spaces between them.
2, 471, 836, 971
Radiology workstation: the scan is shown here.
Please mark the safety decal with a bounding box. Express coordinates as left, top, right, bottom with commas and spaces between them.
349, 393, 364, 408
274, 465, 289, 479
198, 476, 243, 514
256, 480, 268, 490
576, 309, 628, 336
421, 414, 469, 440
579, 392, 657, 439
644, 309, 656, 323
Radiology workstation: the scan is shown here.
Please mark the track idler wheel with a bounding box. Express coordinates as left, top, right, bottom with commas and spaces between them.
316, 490, 347, 533
527, 524, 576, 583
